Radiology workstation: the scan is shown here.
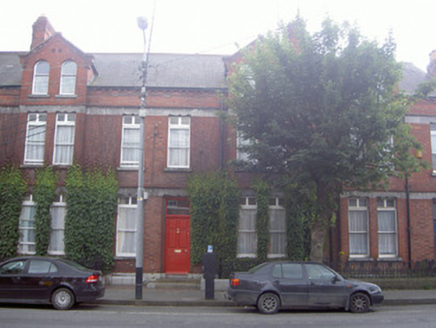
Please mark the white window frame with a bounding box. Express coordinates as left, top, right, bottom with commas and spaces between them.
18, 195, 36, 255
32, 61, 49, 95
59, 60, 77, 95
237, 197, 258, 258
48, 195, 66, 256
377, 198, 398, 258
116, 196, 138, 257
24, 113, 46, 165
268, 197, 287, 258
431, 125, 436, 174
348, 198, 370, 258
167, 116, 190, 168
53, 113, 76, 165
120, 115, 140, 168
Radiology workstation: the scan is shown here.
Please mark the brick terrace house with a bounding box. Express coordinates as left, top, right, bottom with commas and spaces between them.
1, 16, 436, 279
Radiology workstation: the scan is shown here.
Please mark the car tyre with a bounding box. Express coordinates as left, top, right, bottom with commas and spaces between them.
51, 288, 75, 310
349, 292, 370, 313
257, 292, 280, 314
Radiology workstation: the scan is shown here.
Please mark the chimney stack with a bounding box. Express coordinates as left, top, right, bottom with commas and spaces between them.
31, 16, 56, 50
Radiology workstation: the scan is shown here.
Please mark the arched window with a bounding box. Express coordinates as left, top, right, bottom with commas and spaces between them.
59, 60, 77, 95
32, 61, 49, 95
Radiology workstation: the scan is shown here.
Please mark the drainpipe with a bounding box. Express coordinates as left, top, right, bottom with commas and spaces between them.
219, 95, 224, 171
405, 173, 412, 269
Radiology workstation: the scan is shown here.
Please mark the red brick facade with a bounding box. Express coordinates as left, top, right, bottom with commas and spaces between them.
1, 16, 436, 276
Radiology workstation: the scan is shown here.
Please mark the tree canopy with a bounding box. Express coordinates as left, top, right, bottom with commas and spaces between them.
228, 17, 424, 262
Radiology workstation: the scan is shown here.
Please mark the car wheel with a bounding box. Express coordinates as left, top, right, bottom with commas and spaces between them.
257, 292, 280, 314
349, 292, 370, 313
51, 288, 75, 310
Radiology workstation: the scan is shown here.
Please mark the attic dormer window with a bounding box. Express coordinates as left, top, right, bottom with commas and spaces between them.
59, 60, 77, 95
32, 61, 49, 95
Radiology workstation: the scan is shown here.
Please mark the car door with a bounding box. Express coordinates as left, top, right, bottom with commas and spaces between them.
20, 259, 58, 300
0, 259, 29, 299
271, 263, 308, 306
305, 263, 347, 308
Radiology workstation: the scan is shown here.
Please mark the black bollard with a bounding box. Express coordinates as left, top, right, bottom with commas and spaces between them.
202, 251, 216, 300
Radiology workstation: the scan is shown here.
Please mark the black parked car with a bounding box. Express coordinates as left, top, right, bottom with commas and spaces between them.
0, 256, 105, 310
227, 261, 384, 314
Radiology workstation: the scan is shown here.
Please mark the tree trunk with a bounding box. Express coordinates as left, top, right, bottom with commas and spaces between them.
309, 180, 335, 263
310, 219, 326, 262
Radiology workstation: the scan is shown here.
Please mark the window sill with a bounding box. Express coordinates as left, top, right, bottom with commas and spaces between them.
164, 167, 191, 173
114, 256, 135, 260
55, 94, 78, 99
377, 257, 403, 262
28, 94, 50, 98
236, 254, 257, 258
52, 164, 73, 169
348, 257, 374, 262
21, 163, 44, 168
117, 166, 140, 171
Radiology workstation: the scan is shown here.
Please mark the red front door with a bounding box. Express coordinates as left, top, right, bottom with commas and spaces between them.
165, 216, 190, 274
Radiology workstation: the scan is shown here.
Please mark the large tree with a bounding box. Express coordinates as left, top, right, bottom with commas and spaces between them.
228, 17, 424, 262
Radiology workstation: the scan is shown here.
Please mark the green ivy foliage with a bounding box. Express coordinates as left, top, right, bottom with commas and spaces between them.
253, 179, 270, 262
0, 167, 26, 259
282, 180, 312, 260
64, 165, 117, 273
187, 172, 239, 276
34, 167, 57, 256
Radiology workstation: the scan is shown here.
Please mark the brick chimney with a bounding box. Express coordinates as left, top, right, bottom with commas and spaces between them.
31, 16, 56, 50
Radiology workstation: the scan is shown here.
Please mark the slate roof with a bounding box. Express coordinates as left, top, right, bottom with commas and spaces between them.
0, 51, 227, 89
91, 53, 227, 89
399, 62, 428, 96
0, 52, 24, 86
0, 51, 429, 94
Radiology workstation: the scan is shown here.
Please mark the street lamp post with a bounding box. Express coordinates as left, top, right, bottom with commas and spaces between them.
135, 16, 148, 300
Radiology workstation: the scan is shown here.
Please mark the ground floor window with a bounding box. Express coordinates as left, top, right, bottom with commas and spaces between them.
377, 198, 397, 257
268, 198, 286, 258
348, 198, 369, 257
18, 195, 36, 254
49, 195, 66, 255
237, 197, 257, 257
237, 196, 286, 258
116, 196, 137, 257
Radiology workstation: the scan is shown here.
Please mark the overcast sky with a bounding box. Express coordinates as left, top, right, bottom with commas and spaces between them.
0, 0, 435, 72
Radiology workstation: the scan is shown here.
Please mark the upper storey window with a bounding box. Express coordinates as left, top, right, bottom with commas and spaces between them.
167, 116, 190, 168
32, 61, 49, 95
60, 61, 77, 95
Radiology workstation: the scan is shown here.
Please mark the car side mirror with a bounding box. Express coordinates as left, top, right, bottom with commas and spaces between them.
331, 276, 340, 284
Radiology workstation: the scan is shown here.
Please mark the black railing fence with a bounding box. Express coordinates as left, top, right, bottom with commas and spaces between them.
332, 259, 436, 279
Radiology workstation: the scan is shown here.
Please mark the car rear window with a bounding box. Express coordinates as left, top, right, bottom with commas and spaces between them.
59, 259, 89, 271
247, 262, 269, 274
28, 260, 58, 274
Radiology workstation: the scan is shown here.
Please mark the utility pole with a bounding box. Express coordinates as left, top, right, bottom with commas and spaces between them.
135, 16, 148, 300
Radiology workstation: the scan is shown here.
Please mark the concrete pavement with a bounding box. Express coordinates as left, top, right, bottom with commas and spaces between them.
92, 285, 436, 307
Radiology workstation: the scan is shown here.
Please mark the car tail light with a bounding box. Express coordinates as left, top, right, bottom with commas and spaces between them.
86, 274, 99, 283
230, 279, 240, 286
